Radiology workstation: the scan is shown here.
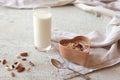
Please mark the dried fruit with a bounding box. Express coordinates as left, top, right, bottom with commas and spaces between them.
29, 61, 35, 66
17, 66, 25, 72
20, 52, 28, 57
11, 72, 15, 77
2, 59, 7, 65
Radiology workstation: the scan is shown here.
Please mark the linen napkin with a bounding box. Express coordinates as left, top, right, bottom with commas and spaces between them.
48, 16, 120, 79
74, 0, 120, 17
0, 0, 74, 9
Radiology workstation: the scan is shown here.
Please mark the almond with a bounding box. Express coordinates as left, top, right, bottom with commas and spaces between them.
2, 59, 7, 65
11, 72, 15, 77
20, 52, 28, 57
16, 62, 22, 69
17, 66, 25, 72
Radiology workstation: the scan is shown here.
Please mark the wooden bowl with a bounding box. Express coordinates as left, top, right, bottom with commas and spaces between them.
59, 36, 91, 66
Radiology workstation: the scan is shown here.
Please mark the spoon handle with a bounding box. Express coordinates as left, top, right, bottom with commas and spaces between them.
68, 68, 90, 80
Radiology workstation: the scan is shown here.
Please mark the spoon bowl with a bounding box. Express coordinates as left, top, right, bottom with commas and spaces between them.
51, 59, 91, 80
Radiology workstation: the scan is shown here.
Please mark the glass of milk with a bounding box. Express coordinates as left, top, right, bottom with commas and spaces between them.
33, 7, 51, 52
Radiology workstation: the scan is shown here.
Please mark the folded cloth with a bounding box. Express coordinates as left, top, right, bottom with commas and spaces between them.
0, 0, 119, 11
48, 16, 120, 79
74, 0, 120, 17
0, 0, 74, 9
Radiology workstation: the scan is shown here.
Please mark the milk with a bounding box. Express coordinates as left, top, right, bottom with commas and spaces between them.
33, 10, 51, 51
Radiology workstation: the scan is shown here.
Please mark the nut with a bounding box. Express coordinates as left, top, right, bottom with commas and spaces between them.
22, 58, 27, 61
2, 59, 7, 65
16, 62, 22, 69
16, 55, 21, 59
20, 52, 28, 57
11, 72, 15, 77
14, 62, 18, 65
5, 65, 14, 71
9, 65, 14, 70
17, 66, 25, 72
12, 65, 15, 69
5, 66, 11, 71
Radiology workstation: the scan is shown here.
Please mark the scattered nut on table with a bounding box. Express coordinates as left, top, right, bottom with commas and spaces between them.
1, 52, 35, 78
16, 55, 21, 59
2, 59, 7, 65
16, 62, 23, 69
22, 58, 27, 61
17, 66, 25, 72
11, 72, 15, 77
20, 52, 28, 57
5, 65, 13, 71
5, 66, 12, 71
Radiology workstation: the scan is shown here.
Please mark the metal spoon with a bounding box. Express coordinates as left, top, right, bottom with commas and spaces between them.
51, 59, 91, 80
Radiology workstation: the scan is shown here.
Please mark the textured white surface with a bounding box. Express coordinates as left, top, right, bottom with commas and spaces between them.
0, 6, 120, 80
